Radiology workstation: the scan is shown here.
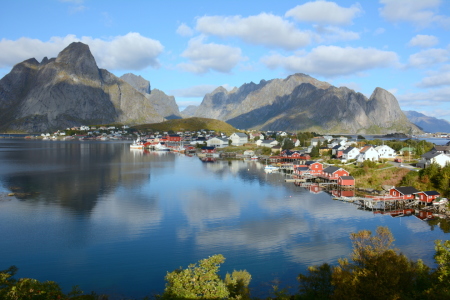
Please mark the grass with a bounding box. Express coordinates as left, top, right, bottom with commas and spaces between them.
132, 117, 238, 135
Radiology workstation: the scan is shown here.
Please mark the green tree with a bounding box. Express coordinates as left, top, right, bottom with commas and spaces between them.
331, 227, 431, 300
297, 263, 333, 300
281, 138, 295, 150
426, 240, 450, 298
161, 254, 230, 299
224, 270, 252, 300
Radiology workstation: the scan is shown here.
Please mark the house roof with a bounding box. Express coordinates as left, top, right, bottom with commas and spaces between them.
343, 147, 356, 154
323, 166, 341, 174
233, 132, 248, 138
305, 161, 318, 165
359, 146, 373, 153
423, 191, 440, 196
433, 145, 450, 152
393, 186, 420, 195
340, 176, 354, 180
296, 167, 309, 171
421, 151, 441, 159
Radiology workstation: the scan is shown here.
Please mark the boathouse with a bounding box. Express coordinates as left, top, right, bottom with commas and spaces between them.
201, 146, 216, 154
321, 166, 349, 180
167, 134, 182, 142
416, 191, 440, 203
338, 176, 355, 186
294, 166, 310, 176
305, 161, 323, 175
389, 186, 420, 200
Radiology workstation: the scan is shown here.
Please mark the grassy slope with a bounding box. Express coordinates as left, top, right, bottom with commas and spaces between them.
132, 117, 238, 135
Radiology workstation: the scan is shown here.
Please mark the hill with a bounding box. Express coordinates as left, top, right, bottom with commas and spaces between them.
132, 117, 238, 135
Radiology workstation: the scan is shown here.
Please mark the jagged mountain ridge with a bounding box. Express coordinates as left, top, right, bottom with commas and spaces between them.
194, 73, 420, 134
403, 110, 450, 133
120, 73, 181, 120
0, 42, 165, 132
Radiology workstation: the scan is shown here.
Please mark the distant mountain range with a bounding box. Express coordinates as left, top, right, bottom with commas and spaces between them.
0, 42, 423, 134
403, 111, 450, 133
193, 73, 420, 134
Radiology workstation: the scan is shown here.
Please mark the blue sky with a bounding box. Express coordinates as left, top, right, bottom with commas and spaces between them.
1, 0, 450, 120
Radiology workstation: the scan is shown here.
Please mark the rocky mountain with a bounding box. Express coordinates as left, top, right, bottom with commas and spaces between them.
0, 42, 165, 133
120, 73, 151, 94
194, 73, 420, 134
181, 105, 198, 118
120, 73, 181, 119
403, 110, 450, 133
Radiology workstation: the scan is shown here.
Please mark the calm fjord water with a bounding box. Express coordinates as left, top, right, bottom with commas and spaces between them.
0, 139, 448, 298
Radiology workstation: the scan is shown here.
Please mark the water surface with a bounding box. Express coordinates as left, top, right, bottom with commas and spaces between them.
0, 139, 448, 298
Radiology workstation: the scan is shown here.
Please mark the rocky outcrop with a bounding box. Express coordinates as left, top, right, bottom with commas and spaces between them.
146, 89, 181, 119
194, 73, 420, 134
181, 105, 198, 118
0, 42, 165, 132
120, 73, 151, 94
120, 73, 181, 120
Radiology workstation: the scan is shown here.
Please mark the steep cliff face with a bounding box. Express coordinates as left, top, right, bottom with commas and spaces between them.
0, 42, 164, 132
194, 73, 420, 134
120, 73, 181, 119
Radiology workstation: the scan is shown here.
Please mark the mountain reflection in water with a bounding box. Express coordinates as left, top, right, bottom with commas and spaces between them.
0, 139, 448, 299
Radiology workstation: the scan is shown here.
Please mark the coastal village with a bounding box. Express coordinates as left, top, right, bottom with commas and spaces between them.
12, 124, 450, 223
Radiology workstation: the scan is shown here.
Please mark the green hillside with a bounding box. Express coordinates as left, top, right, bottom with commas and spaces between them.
132, 117, 238, 135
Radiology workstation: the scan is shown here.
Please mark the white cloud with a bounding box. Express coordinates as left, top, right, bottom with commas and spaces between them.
313, 25, 360, 42
285, 0, 363, 25
261, 46, 399, 77
417, 67, 450, 88
178, 36, 245, 74
373, 27, 385, 35
0, 33, 164, 71
379, 0, 450, 28
398, 87, 450, 106
176, 23, 194, 37
196, 13, 312, 50
408, 34, 439, 48
170, 84, 220, 97
407, 48, 448, 68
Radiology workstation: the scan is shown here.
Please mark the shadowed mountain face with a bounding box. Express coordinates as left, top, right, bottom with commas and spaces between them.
403, 110, 450, 133
194, 73, 421, 134
0, 42, 165, 133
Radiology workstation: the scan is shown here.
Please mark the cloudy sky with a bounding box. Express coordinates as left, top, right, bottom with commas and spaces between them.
1, 0, 450, 120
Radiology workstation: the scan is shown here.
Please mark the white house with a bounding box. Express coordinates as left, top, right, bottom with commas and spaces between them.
230, 133, 248, 146
375, 145, 396, 159
206, 137, 229, 148
357, 146, 379, 162
418, 151, 450, 168
342, 147, 360, 161
257, 139, 279, 148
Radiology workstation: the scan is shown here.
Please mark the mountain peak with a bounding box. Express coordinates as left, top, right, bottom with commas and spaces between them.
55, 42, 100, 80
120, 73, 151, 94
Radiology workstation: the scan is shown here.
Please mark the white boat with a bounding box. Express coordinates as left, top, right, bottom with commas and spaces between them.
155, 142, 170, 151
264, 165, 279, 173
130, 138, 145, 150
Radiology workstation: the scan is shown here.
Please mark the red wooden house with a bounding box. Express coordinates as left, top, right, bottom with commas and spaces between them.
167, 134, 182, 142
201, 146, 216, 154
389, 186, 420, 200
338, 176, 355, 186
305, 161, 323, 175
416, 191, 440, 203
294, 166, 309, 176
321, 166, 349, 180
